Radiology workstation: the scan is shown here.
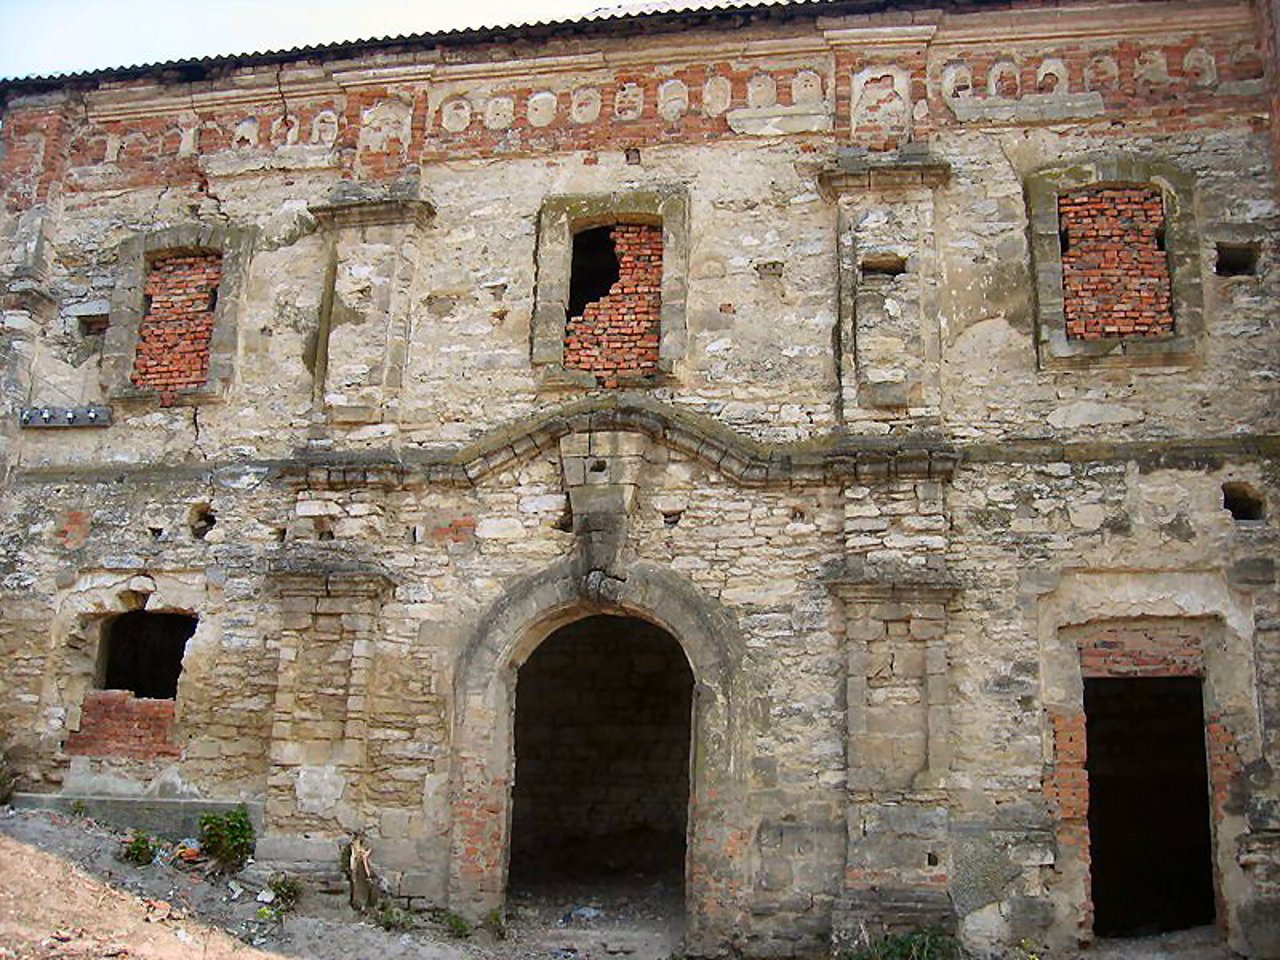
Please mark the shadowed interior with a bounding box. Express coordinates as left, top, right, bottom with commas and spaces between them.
1085, 676, 1216, 937
509, 615, 693, 887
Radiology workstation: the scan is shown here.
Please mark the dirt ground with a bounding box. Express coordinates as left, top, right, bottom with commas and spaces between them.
1, 807, 1241, 960
0, 808, 682, 960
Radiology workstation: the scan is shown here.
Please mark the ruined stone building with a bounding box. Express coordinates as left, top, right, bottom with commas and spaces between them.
1, 0, 1278, 955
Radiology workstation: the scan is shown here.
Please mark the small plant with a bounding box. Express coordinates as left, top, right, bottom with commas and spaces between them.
1013, 938, 1043, 960
430, 907, 472, 939
199, 805, 255, 872
840, 930, 964, 960
70, 799, 88, 818
119, 831, 159, 866
373, 899, 415, 932
268, 872, 302, 912
483, 907, 507, 940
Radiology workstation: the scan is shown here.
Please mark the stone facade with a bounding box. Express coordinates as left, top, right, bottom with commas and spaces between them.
0, 1, 1277, 957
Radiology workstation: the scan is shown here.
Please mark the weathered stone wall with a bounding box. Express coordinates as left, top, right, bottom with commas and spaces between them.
0, 0, 1277, 957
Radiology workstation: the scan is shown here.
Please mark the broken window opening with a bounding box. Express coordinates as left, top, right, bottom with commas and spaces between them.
568, 226, 621, 318
78, 315, 110, 337
98, 611, 197, 699
1222, 482, 1264, 521
189, 503, 217, 539
510, 615, 693, 894
1084, 676, 1216, 937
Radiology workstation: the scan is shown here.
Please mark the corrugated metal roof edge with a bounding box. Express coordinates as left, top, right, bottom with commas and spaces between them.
0, 0, 845, 97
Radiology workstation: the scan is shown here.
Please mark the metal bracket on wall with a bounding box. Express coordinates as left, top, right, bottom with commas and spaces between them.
19, 405, 113, 428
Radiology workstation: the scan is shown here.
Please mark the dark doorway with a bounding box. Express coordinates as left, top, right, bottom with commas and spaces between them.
509, 615, 693, 890
1085, 677, 1216, 937
98, 611, 197, 699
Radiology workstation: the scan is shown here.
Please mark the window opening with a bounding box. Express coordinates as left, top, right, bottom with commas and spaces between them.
1215, 243, 1259, 277
98, 611, 197, 699
568, 226, 620, 318
1222, 482, 1264, 521
1084, 676, 1215, 937
1058, 186, 1173, 340
189, 503, 217, 539
131, 251, 223, 405
78, 315, 110, 337
861, 252, 908, 278
563, 223, 663, 387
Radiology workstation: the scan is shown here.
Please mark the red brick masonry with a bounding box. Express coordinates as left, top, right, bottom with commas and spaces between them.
131, 252, 222, 405
564, 223, 662, 387
65, 689, 180, 759
1059, 187, 1173, 340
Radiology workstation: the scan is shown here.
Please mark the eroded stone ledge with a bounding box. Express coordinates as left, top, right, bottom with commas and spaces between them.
11, 400, 1280, 491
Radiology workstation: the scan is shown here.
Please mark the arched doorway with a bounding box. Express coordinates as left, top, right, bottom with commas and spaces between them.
508, 615, 694, 896
448, 560, 750, 956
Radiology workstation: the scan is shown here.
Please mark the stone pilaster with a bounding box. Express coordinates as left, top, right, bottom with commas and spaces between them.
828, 560, 959, 950
259, 568, 392, 866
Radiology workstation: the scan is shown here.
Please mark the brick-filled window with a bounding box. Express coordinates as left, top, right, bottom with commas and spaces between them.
563, 224, 663, 387
130, 252, 223, 405
1058, 187, 1173, 340
531, 189, 688, 383
1025, 158, 1202, 367
65, 611, 197, 760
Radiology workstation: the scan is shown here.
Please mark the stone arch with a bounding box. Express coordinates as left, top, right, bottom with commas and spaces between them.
448, 559, 749, 954
1032, 570, 1263, 954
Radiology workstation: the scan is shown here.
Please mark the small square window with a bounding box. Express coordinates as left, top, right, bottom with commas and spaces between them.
78, 315, 110, 337
1214, 243, 1259, 277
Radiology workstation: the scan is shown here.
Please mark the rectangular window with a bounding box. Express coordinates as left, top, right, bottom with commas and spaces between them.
1059, 187, 1173, 340
563, 223, 663, 387
1025, 158, 1203, 367
130, 251, 223, 405
531, 188, 688, 385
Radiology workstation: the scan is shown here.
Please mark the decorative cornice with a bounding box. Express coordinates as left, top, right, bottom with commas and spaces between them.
821, 24, 938, 49
931, 1, 1253, 47
12, 400, 1278, 490
87, 77, 344, 123
60, 2, 1258, 126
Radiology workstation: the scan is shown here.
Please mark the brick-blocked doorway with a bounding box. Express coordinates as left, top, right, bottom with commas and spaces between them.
1084, 676, 1216, 936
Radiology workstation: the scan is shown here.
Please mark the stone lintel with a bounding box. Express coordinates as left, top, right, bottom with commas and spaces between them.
824, 557, 959, 599
820, 146, 952, 198
270, 565, 394, 599
310, 198, 435, 231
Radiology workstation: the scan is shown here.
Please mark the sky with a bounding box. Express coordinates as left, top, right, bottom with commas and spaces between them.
0, 0, 628, 79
